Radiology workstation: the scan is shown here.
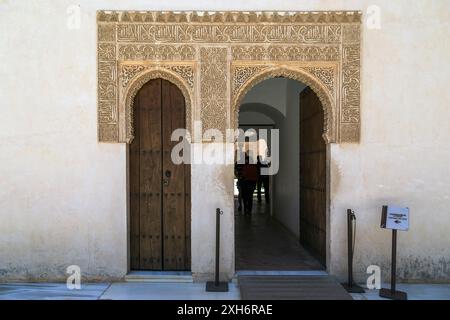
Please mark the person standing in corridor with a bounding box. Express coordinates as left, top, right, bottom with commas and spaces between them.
241, 154, 259, 215
257, 155, 270, 204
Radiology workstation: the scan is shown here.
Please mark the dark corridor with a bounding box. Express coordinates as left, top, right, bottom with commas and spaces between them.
235, 199, 324, 271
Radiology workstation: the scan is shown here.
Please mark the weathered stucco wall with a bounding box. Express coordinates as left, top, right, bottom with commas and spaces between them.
0, 0, 449, 282
190, 157, 235, 281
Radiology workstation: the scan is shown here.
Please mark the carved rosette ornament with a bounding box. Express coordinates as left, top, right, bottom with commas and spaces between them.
97, 11, 361, 143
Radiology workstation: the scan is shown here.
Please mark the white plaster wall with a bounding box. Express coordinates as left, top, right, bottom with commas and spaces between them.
327, 1, 450, 282
1, 0, 449, 282
273, 81, 306, 238
190, 154, 235, 281
0, 1, 129, 281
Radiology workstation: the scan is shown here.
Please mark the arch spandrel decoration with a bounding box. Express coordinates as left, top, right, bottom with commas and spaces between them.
231, 65, 336, 143
97, 11, 361, 143
120, 66, 195, 143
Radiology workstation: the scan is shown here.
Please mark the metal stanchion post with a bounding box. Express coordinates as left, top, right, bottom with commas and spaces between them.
342, 209, 365, 293
206, 208, 229, 292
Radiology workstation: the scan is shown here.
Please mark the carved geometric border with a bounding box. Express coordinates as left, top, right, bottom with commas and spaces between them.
97, 11, 361, 143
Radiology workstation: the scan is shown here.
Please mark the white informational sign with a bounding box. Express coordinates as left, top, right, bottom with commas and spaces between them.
381, 206, 409, 231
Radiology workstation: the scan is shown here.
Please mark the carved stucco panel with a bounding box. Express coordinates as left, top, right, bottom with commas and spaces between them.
118, 44, 196, 61
232, 65, 270, 96
120, 67, 195, 143
231, 65, 336, 143
303, 66, 336, 95
115, 24, 344, 44
231, 63, 337, 100
97, 11, 362, 143
340, 28, 361, 142
119, 63, 194, 89
231, 45, 340, 61
199, 47, 228, 136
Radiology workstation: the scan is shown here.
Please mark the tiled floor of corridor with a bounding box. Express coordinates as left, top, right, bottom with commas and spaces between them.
235, 198, 324, 271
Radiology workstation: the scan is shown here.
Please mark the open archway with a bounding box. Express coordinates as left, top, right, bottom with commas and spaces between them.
234, 76, 328, 271
232, 66, 335, 144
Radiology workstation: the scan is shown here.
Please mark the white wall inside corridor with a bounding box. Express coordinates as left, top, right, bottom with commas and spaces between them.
273, 81, 306, 238
240, 79, 306, 239
239, 111, 275, 126
241, 78, 288, 116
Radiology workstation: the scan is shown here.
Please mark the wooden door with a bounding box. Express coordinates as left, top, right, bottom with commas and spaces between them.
129, 78, 191, 271
299, 87, 326, 266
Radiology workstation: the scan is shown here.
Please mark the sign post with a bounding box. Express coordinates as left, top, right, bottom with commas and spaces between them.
379, 205, 409, 300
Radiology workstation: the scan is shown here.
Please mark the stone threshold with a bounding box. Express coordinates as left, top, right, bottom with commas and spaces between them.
232, 270, 328, 283
125, 271, 193, 283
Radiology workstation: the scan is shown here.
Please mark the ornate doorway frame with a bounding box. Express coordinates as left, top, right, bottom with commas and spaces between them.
97, 11, 361, 144
97, 10, 361, 277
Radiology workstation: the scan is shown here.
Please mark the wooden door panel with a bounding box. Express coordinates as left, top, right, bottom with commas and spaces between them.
162, 79, 187, 270
130, 78, 190, 271
129, 93, 141, 270
139, 79, 163, 270
184, 161, 191, 269
299, 87, 326, 266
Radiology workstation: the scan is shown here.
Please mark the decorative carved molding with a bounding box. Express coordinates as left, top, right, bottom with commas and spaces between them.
120, 64, 194, 88
303, 66, 336, 95
232, 65, 335, 143
231, 45, 340, 61
114, 24, 343, 44
97, 11, 362, 24
97, 11, 361, 143
199, 47, 228, 135
232, 65, 270, 96
98, 24, 116, 42
120, 65, 145, 87
122, 68, 194, 143
118, 44, 196, 60
98, 43, 116, 60
340, 44, 360, 142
